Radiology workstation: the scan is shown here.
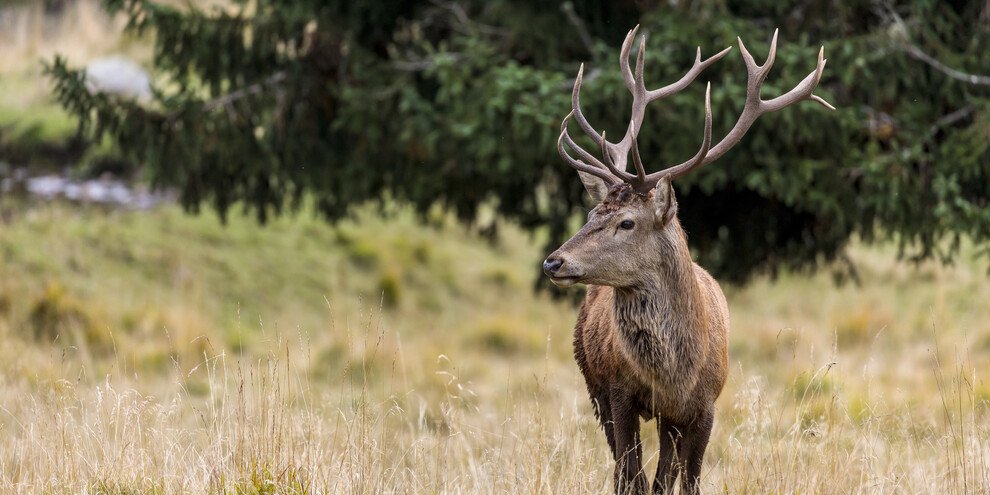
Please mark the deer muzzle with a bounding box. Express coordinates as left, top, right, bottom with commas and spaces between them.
543, 255, 582, 287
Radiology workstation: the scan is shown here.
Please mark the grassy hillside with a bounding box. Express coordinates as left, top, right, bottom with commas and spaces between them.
0, 201, 574, 386
0, 201, 988, 493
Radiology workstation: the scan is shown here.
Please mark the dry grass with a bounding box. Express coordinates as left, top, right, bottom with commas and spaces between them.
0, 203, 989, 493
1, 312, 987, 493
3, 4, 987, 491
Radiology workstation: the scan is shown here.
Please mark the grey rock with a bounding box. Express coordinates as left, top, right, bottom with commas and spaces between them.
85, 56, 152, 100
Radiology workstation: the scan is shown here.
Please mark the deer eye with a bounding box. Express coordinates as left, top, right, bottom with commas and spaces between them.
619, 220, 635, 230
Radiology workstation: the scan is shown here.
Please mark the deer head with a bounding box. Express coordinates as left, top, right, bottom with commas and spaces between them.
544, 26, 833, 288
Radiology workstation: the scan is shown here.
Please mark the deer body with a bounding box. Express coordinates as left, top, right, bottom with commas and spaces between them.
549, 183, 729, 493
545, 25, 831, 494
574, 243, 729, 426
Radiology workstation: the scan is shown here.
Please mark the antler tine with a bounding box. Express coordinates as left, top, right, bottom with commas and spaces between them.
634, 35, 647, 94
571, 64, 604, 147
562, 128, 610, 174
607, 30, 732, 176
629, 129, 648, 185
566, 25, 651, 182
759, 29, 778, 82
602, 26, 643, 175
649, 82, 713, 182
560, 111, 610, 171
763, 46, 835, 112
559, 27, 832, 194
696, 29, 834, 166
558, 111, 618, 185
645, 45, 733, 101
619, 25, 640, 94
600, 131, 637, 182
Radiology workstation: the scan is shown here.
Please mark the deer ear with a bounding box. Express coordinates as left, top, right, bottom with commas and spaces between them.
651, 175, 678, 226
577, 171, 608, 203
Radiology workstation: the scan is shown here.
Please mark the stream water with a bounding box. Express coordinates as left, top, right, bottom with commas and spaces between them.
1, 168, 174, 209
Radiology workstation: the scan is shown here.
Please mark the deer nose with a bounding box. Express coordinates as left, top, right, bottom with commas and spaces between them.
543, 257, 563, 277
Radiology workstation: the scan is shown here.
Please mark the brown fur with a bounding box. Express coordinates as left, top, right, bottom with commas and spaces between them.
545, 180, 729, 494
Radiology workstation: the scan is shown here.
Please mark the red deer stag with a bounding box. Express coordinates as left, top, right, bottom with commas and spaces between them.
543, 26, 832, 494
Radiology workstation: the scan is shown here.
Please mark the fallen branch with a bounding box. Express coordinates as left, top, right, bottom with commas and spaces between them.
203, 72, 287, 112
875, 0, 990, 86
904, 45, 990, 86
560, 1, 595, 57
558, 67, 601, 90
392, 53, 467, 72
929, 105, 975, 136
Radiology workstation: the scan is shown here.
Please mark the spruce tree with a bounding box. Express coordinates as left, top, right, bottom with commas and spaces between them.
46, 0, 990, 283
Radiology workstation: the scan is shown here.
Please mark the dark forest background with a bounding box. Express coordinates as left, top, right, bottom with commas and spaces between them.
42, 0, 990, 283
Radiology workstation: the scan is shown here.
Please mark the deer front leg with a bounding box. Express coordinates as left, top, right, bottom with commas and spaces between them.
610, 384, 647, 495
652, 419, 683, 494
677, 408, 714, 495
591, 390, 617, 458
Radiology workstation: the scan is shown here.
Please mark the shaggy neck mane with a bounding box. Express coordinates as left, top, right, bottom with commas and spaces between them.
597, 183, 707, 347
611, 218, 707, 388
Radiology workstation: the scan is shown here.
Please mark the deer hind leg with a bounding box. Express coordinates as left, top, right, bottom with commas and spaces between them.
610, 384, 647, 495
677, 408, 715, 495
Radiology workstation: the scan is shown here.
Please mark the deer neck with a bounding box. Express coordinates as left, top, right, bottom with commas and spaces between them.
614, 221, 702, 324
611, 221, 707, 385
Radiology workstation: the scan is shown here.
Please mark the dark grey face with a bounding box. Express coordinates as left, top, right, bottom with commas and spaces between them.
543, 178, 678, 288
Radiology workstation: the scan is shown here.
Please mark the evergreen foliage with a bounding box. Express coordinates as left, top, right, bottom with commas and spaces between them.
45, 0, 990, 283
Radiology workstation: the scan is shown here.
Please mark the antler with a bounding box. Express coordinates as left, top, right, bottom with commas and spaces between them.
558, 26, 834, 195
